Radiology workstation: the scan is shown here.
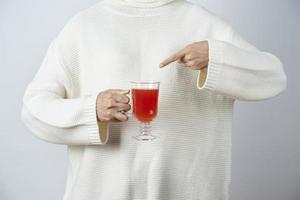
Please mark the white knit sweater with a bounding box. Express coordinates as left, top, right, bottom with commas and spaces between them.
21, 0, 287, 199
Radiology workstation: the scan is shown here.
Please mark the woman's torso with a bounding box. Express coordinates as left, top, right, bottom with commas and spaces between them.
63, 1, 234, 199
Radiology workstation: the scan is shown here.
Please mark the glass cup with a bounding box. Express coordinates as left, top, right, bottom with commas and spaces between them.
129, 81, 160, 141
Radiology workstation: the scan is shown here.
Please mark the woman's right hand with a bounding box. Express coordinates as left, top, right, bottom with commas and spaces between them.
96, 89, 131, 122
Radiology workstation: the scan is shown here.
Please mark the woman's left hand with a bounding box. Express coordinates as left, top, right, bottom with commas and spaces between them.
159, 41, 209, 70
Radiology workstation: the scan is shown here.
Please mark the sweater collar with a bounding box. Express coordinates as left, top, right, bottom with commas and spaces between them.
100, 0, 185, 17
109, 0, 177, 8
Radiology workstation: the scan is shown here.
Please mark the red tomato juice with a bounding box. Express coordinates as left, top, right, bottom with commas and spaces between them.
132, 89, 159, 123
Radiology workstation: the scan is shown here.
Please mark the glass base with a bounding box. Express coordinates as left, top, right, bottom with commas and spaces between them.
133, 122, 157, 141
133, 134, 157, 141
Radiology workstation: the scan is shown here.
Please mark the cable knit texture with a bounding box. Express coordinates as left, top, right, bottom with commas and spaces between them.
21, 0, 287, 199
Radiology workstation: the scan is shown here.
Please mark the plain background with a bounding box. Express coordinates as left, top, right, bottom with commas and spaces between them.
0, 0, 299, 199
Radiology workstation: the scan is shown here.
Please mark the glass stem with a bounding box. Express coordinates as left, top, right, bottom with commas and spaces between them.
139, 122, 151, 136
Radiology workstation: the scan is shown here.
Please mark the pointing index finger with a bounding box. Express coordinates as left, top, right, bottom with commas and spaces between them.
159, 50, 186, 68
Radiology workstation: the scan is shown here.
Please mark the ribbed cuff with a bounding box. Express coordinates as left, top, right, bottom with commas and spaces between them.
197, 39, 224, 92
83, 93, 109, 145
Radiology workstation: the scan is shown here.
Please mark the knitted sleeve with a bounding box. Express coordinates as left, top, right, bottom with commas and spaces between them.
197, 28, 287, 101
21, 38, 109, 145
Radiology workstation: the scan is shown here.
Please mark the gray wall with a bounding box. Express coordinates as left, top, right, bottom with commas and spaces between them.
0, 0, 298, 199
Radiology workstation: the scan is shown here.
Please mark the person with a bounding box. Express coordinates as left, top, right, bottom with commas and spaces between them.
21, 0, 287, 199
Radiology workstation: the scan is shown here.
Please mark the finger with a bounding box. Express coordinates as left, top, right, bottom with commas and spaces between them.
178, 56, 189, 64
159, 52, 184, 68
185, 59, 201, 68
114, 103, 131, 111
113, 111, 128, 122
159, 50, 186, 68
177, 56, 185, 64
106, 100, 128, 109
112, 93, 130, 103
182, 54, 197, 62
119, 89, 130, 95
109, 89, 130, 95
